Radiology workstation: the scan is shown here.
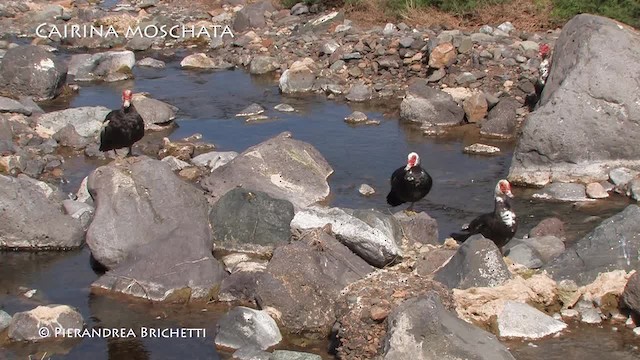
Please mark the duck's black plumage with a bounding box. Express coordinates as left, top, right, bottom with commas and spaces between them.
387, 152, 432, 208
450, 179, 517, 249
99, 89, 144, 156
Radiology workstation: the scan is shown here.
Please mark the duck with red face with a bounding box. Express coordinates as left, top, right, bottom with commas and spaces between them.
387, 152, 433, 212
99, 89, 145, 157
525, 43, 553, 111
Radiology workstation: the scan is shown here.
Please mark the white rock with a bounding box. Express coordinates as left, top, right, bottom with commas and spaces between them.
497, 301, 567, 339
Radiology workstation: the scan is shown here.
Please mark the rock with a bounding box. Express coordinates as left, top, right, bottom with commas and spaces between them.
290, 3, 309, 16
463, 92, 488, 123
463, 143, 501, 155
393, 211, 439, 246
321, 39, 340, 55
180, 53, 234, 70
270, 350, 322, 360
609, 167, 639, 187
344, 111, 367, 124
426, 68, 446, 83
520, 40, 540, 52
161, 156, 190, 171
497, 21, 515, 34
233, 0, 275, 32
480, 97, 519, 138
416, 248, 456, 276
298, 11, 344, 33
509, 15, 640, 186
434, 235, 512, 289
35, 106, 110, 139
68, 51, 135, 82
623, 272, 640, 315
62, 199, 94, 229
136, 57, 166, 68
256, 229, 374, 335
504, 242, 544, 268
400, 79, 464, 127
456, 72, 477, 85
345, 81, 372, 102
53, 124, 89, 149
214, 306, 282, 351
0, 96, 31, 116
0, 174, 83, 249
158, 139, 196, 161
544, 205, 640, 285
358, 183, 375, 196
126, 35, 155, 51
274, 104, 295, 112
210, 188, 294, 255
236, 103, 265, 117
291, 206, 402, 267
18, 96, 44, 115
201, 132, 333, 211
428, 42, 457, 69
529, 217, 565, 239
86, 157, 212, 269
382, 292, 516, 360
442, 87, 473, 103
191, 151, 238, 171
232, 347, 271, 360
0, 45, 67, 101
279, 58, 316, 94
8, 305, 84, 342
497, 301, 566, 339
532, 182, 591, 202
586, 182, 609, 199
249, 56, 279, 74
518, 236, 565, 262
0, 310, 11, 332
130, 94, 177, 127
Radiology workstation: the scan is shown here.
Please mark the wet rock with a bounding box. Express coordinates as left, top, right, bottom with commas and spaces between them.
201, 132, 333, 210
400, 79, 464, 127
191, 151, 238, 171
0, 45, 67, 101
291, 206, 402, 267
8, 305, 84, 342
358, 183, 375, 196
256, 228, 374, 336
622, 272, 640, 315
35, 106, 110, 139
233, 0, 275, 32
509, 15, 640, 186
131, 94, 177, 127
0, 96, 32, 116
214, 306, 282, 351
544, 205, 640, 285
298, 11, 344, 34
279, 58, 316, 94
86, 157, 212, 269
210, 188, 294, 255
529, 217, 565, 239
180, 53, 234, 70
68, 51, 135, 82
480, 97, 519, 138
249, 55, 279, 74
393, 211, 439, 246
428, 42, 456, 69
586, 182, 609, 199
344, 111, 367, 124
236, 103, 265, 117
532, 182, 590, 202
382, 292, 516, 360
434, 235, 512, 289
463, 143, 501, 155
609, 167, 638, 187
270, 350, 321, 360
0, 174, 83, 249
345, 81, 372, 102
0, 310, 10, 332
274, 103, 295, 112
463, 92, 488, 123
497, 301, 566, 339
136, 57, 166, 68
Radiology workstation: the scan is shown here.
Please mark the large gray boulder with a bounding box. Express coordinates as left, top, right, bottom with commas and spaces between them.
508, 15, 640, 186
290, 206, 402, 268
8, 305, 84, 342
214, 306, 282, 351
86, 157, 212, 269
434, 235, 512, 289
382, 292, 515, 360
210, 188, 294, 255
543, 205, 640, 285
34, 106, 111, 138
67, 51, 135, 82
255, 229, 375, 336
400, 79, 464, 127
200, 132, 333, 211
497, 301, 566, 339
131, 94, 177, 127
0, 174, 84, 249
232, 0, 275, 32
0, 45, 67, 101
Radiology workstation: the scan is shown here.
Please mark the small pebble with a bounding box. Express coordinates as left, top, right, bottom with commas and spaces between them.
359, 184, 375, 196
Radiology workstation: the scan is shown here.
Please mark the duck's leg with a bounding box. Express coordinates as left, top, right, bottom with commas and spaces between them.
404, 202, 417, 215
126, 146, 133, 157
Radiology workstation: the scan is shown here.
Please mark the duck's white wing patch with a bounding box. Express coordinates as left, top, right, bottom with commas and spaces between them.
500, 210, 516, 227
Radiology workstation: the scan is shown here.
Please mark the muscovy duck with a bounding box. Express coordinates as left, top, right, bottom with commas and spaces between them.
99, 89, 145, 157
525, 43, 552, 111
386, 152, 433, 211
450, 179, 517, 249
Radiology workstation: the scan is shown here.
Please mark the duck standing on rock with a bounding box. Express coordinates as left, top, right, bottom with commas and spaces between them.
450, 179, 517, 250
387, 152, 433, 212
525, 43, 552, 111
99, 89, 145, 157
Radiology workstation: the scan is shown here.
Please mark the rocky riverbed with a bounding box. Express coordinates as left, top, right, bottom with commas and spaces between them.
1, 0, 640, 359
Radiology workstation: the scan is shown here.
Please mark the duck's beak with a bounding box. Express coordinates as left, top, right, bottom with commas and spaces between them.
505, 189, 514, 198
